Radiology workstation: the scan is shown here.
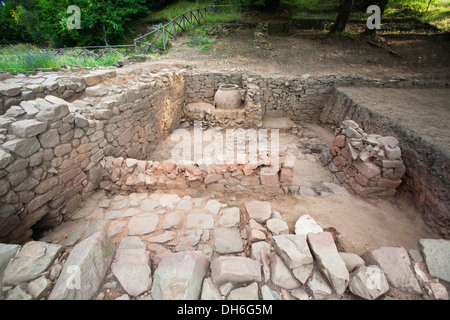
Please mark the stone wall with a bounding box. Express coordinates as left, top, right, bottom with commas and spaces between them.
321, 120, 405, 197
100, 144, 298, 195
0, 70, 116, 115
0, 70, 185, 243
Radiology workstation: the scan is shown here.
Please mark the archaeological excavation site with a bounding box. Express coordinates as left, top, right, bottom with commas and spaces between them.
0, 58, 449, 301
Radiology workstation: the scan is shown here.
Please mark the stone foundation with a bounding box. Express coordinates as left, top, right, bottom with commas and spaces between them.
321, 120, 406, 197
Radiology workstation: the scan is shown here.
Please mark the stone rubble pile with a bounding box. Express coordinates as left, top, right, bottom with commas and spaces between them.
321, 120, 406, 197
0, 193, 448, 300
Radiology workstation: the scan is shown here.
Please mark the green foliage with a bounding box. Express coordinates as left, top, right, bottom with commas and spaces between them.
0, 44, 124, 72
187, 25, 216, 51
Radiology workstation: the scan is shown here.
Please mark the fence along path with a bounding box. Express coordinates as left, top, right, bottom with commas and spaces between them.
134, 5, 217, 54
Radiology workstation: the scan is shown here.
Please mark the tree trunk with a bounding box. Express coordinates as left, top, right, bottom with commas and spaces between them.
331, 0, 355, 33
363, 0, 389, 35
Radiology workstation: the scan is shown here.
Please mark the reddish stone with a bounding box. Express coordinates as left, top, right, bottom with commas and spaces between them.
280, 167, 295, 184
260, 167, 279, 186
354, 173, 368, 186
333, 135, 346, 148
377, 178, 402, 188
159, 160, 176, 174
353, 161, 381, 179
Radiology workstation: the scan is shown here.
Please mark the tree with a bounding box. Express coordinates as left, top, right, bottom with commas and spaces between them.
330, 0, 354, 33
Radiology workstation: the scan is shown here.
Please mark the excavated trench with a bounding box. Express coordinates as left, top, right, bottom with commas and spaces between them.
1, 65, 449, 300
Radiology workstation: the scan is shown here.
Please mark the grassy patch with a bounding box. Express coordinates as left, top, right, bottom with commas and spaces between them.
187, 25, 216, 51
0, 44, 124, 72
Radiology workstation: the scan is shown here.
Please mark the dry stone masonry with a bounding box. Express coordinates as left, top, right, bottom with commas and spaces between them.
321, 120, 406, 197
0, 193, 448, 300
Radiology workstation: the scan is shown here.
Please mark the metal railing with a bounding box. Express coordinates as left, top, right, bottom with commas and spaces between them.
134, 5, 217, 54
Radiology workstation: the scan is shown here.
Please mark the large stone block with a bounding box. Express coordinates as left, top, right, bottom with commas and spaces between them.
48, 232, 115, 300
152, 251, 209, 300
307, 232, 349, 295
361, 246, 422, 294
2, 138, 40, 158
11, 120, 47, 138
210, 256, 262, 286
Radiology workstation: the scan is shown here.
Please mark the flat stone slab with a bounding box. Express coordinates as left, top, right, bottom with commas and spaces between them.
186, 213, 215, 229
210, 256, 262, 286
111, 248, 152, 297
3, 241, 63, 286
266, 218, 289, 235
152, 251, 209, 300
361, 246, 422, 294
128, 213, 159, 236
245, 200, 272, 223
213, 228, 244, 254
418, 238, 450, 283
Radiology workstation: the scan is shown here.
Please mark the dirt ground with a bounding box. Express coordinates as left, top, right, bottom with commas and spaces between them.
156, 28, 450, 80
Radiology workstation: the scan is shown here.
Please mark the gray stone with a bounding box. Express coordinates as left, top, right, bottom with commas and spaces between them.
3, 241, 63, 286
85, 85, 108, 97
186, 213, 215, 229
128, 213, 159, 236
271, 234, 314, 284
146, 231, 177, 244
349, 266, 390, 300
261, 285, 281, 300
322, 182, 349, 195
213, 227, 244, 254
228, 282, 259, 300
6, 284, 32, 300
118, 236, 146, 250
203, 199, 222, 214
157, 193, 181, 208
266, 218, 289, 235
0, 149, 13, 169
36, 103, 69, 122
0, 243, 21, 273
115, 294, 130, 300
11, 120, 47, 138
339, 252, 365, 273
294, 214, 323, 237
361, 246, 422, 294
307, 232, 349, 295
270, 252, 301, 290
0, 83, 22, 96
27, 276, 53, 299
290, 288, 310, 300
211, 256, 262, 286
219, 207, 240, 227
200, 277, 222, 300
245, 200, 271, 223
306, 271, 333, 300
2, 138, 40, 158
418, 238, 450, 283
38, 129, 60, 148
111, 248, 152, 297
152, 251, 210, 300
48, 232, 115, 300
163, 211, 181, 229
175, 229, 203, 251
107, 220, 127, 238
220, 282, 234, 296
